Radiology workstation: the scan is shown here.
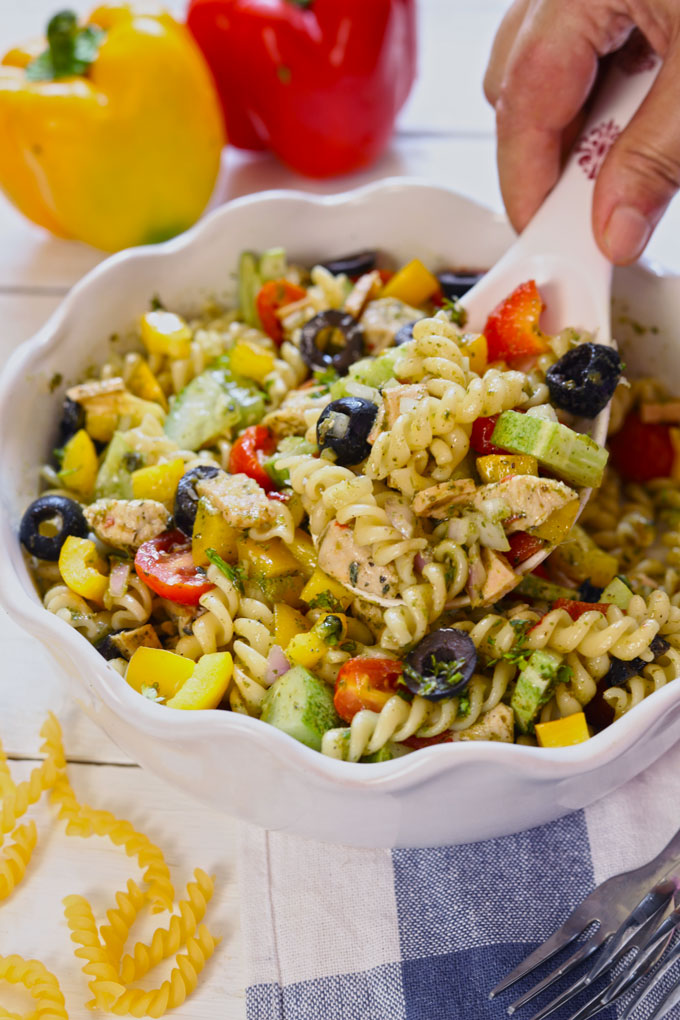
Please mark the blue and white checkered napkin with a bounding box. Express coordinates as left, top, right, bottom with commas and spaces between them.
240, 742, 680, 1020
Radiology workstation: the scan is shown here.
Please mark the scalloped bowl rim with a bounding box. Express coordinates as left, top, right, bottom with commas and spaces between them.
0, 177, 675, 795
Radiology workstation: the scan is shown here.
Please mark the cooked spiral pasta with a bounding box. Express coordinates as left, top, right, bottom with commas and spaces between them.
0, 955, 68, 1020
109, 925, 219, 1018
64, 894, 126, 1009
106, 575, 154, 630
175, 565, 241, 658
43, 585, 112, 642
118, 869, 215, 984
0, 822, 37, 902
229, 597, 275, 714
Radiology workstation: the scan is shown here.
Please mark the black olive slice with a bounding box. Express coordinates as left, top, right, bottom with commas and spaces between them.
19, 494, 88, 561
316, 397, 379, 466
394, 320, 418, 346
403, 628, 477, 701
602, 635, 670, 689
300, 310, 365, 376
320, 251, 378, 277
438, 271, 484, 300
58, 397, 85, 445
546, 343, 623, 418
174, 464, 220, 536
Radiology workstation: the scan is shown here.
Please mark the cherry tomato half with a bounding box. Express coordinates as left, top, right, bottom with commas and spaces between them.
134, 530, 213, 606
334, 658, 403, 723
470, 415, 505, 456
256, 279, 307, 345
229, 425, 277, 491
553, 599, 610, 621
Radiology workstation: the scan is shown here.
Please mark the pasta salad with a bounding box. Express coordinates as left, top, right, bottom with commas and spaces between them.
20, 248, 680, 760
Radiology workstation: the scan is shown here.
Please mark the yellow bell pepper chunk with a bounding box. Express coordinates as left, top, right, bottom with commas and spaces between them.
58, 429, 98, 500
381, 259, 440, 306
166, 652, 233, 710
131, 458, 185, 506
140, 312, 192, 359
535, 712, 590, 748
126, 646, 194, 700
300, 568, 352, 611
192, 497, 239, 567
458, 333, 488, 375
549, 524, 618, 587
289, 529, 317, 577
58, 536, 109, 605
230, 341, 276, 384
238, 537, 300, 578
530, 499, 580, 545
0, 7, 224, 252
274, 604, 309, 650
126, 358, 168, 412
83, 390, 165, 444
287, 612, 347, 669
476, 454, 538, 485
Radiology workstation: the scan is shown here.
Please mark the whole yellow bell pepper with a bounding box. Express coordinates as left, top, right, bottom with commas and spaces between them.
0, 5, 225, 251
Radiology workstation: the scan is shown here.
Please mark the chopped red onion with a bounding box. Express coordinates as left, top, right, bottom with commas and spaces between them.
265, 645, 290, 686
109, 560, 131, 598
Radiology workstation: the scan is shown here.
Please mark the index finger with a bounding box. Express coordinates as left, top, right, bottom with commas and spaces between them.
494, 0, 630, 230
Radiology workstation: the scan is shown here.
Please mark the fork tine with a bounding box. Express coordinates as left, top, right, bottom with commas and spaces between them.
646, 962, 680, 1020
619, 939, 680, 1020
489, 914, 592, 999
584, 879, 676, 985
507, 932, 606, 1014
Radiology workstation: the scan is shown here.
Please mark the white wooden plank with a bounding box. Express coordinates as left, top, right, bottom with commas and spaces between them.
0, 759, 245, 1019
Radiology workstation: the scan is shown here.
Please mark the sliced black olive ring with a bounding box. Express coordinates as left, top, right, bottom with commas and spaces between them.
316, 397, 379, 466
300, 309, 365, 376
437, 270, 484, 300
403, 628, 477, 701
394, 320, 418, 347
19, 494, 88, 561
174, 464, 220, 536
546, 342, 623, 418
320, 251, 378, 277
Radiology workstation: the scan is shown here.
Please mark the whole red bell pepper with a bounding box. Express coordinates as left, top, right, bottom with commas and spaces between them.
186, 0, 416, 178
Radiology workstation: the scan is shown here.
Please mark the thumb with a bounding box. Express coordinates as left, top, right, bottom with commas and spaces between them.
593, 44, 680, 264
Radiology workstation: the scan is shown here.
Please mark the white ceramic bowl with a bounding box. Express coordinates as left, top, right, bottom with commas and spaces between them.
2, 180, 680, 849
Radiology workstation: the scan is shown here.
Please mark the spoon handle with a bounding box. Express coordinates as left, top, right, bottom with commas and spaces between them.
521, 40, 661, 263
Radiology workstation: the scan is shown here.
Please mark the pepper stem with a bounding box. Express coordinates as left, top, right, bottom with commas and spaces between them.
25, 8, 105, 82
46, 10, 80, 78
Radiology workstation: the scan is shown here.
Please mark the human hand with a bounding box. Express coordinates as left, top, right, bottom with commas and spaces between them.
484, 0, 680, 264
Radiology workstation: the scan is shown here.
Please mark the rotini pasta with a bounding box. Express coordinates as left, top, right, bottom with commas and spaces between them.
0, 955, 68, 1020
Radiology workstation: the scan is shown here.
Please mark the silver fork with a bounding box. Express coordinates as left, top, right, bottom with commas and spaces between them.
489, 825, 680, 1014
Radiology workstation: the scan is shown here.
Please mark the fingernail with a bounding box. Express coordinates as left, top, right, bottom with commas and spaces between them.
603, 205, 651, 264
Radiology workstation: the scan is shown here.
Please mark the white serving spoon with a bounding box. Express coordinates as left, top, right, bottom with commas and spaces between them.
458, 44, 661, 578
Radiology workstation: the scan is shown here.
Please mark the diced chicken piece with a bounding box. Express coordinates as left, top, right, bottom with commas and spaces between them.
103, 624, 162, 660
196, 472, 277, 529
344, 271, 382, 319
454, 703, 514, 743
261, 385, 328, 438
466, 548, 486, 605
382, 493, 417, 539
161, 601, 199, 636
473, 476, 576, 534
367, 403, 385, 446
479, 548, 518, 605
640, 402, 680, 424
413, 479, 476, 519
360, 298, 423, 354
317, 521, 400, 605
84, 499, 171, 550
382, 383, 428, 429
67, 377, 126, 402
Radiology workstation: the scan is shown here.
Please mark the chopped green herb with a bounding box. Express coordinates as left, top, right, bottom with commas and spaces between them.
150, 294, 165, 311
308, 590, 344, 613
402, 653, 466, 697
206, 549, 246, 593
348, 561, 359, 586
49, 372, 63, 393
141, 683, 165, 704
340, 640, 357, 654
457, 692, 470, 716
315, 614, 344, 647
442, 297, 467, 327
53, 446, 65, 466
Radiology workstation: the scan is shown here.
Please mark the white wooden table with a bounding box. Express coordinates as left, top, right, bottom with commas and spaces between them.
1, 2, 680, 1017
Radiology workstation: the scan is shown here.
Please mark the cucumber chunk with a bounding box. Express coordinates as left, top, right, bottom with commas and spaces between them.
362, 741, 412, 762
259, 247, 287, 282
511, 649, 563, 733
599, 575, 633, 609
164, 368, 264, 450
95, 433, 143, 499
491, 410, 608, 488
261, 665, 342, 751
238, 251, 262, 328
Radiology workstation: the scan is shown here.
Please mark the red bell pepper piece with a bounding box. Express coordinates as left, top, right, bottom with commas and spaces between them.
484, 280, 549, 363
609, 412, 675, 483
229, 425, 277, 491
553, 599, 610, 620
186, 0, 416, 178
506, 532, 545, 567
256, 280, 307, 345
